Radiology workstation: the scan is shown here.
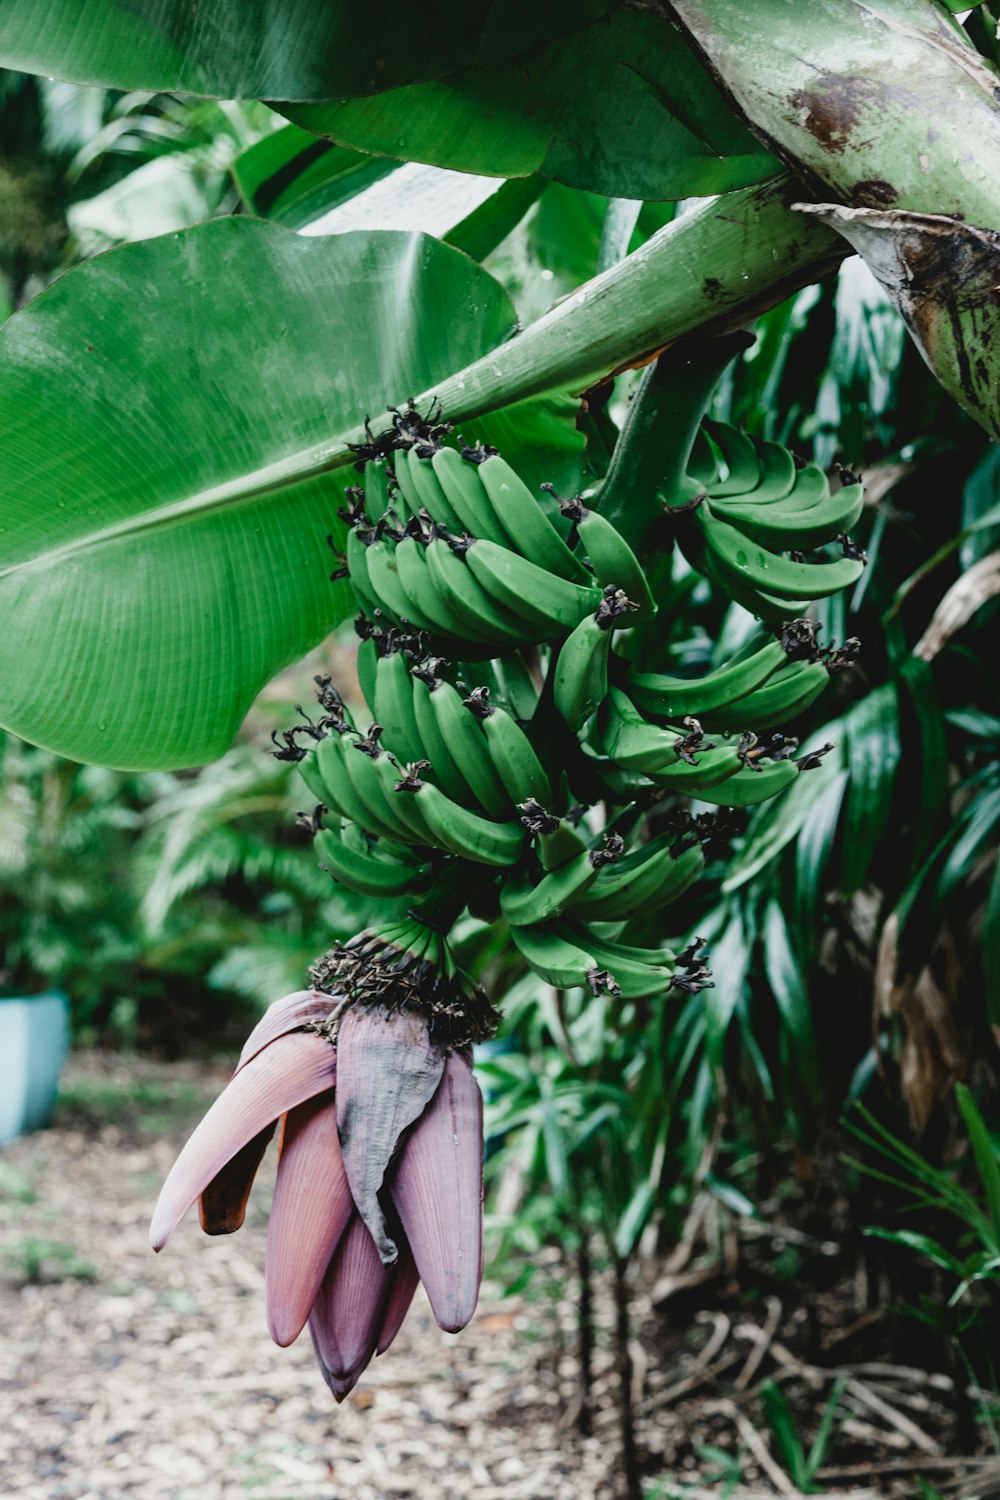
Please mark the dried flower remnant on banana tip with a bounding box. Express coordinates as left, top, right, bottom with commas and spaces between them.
149, 935, 492, 1401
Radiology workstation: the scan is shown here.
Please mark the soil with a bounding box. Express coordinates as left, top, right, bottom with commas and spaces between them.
1, 1052, 997, 1500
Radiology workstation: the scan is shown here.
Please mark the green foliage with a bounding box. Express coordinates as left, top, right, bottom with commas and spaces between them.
0, 730, 147, 1015
760, 1377, 847, 1493
282, 12, 778, 200
848, 1092, 1000, 1374
1, 1235, 96, 1283
0, 2, 610, 100
0, 218, 518, 767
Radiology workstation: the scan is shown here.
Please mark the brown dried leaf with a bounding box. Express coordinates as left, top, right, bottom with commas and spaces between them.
914, 549, 1000, 661
795, 204, 1000, 444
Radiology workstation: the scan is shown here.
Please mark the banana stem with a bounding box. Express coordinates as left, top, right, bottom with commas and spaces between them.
665, 0, 1000, 440
597, 333, 751, 555
408, 858, 493, 934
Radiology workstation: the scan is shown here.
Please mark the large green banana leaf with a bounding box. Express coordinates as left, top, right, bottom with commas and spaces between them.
0, 0, 605, 99
283, 12, 779, 200
0, 218, 521, 769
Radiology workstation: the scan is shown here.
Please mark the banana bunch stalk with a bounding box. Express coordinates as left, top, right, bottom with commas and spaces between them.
156, 366, 864, 1400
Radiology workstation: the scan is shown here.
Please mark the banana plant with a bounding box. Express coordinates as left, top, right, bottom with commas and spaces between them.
1, 0, 999, 1413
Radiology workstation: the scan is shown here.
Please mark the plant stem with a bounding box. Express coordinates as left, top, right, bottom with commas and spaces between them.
666, 0, 1000, 232
665, 0, 1000, 441
408, 860, 491, 933
415, 175, 841, 440
577, 1230, 595, 1437
612, 1253, 642, 1500
597, 333, 750, 554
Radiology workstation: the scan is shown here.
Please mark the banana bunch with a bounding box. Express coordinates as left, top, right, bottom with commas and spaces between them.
280, 399, 864, 1006
344, 447, 606, 651
296, 664, 527, 871
675, 420, 866, 620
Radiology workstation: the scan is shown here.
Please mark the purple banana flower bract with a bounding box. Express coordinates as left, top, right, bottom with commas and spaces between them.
390, 1048, 484, 1334
149, 988, 486, 1402
335, 1006, 445, 1265
266, 1086, 353, 1347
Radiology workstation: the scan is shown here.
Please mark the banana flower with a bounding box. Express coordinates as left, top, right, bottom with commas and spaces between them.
150, 986, 484, 1401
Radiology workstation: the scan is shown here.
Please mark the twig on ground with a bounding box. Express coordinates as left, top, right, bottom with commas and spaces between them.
845, 1378, 942, 1455
733, 1295, 783, 1391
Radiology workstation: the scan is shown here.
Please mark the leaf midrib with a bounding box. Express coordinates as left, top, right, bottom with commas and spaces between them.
0, 434, 362, 581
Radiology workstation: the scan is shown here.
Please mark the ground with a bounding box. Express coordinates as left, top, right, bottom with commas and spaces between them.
0, 1053, 997, 1500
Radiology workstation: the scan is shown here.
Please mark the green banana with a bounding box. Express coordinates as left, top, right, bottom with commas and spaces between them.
709, 482, 864, 552
500, 849, 602, 926
363, 459, 392, 521
298, 749, 330, 809
314, 827, 431, 897
496, 651, 541, 722
410, 777, 525, 867
425, 536, 536, 646
555, 919, 675, 998
341, 733, 421, 843
314, 729, 388, 836
581, 956, 675, 1001
686, 755, 799, 808
388, 445, 421, 520
679, 520, 790, 620
346, 525, 391, 626
644, 742, 747, 791
365, 536, 422, 629
465, 688, 554, 806
428, 678, 510, 819
569, 841, 705, 920
696, 512, 864, 602
340, 818, 424, 867
519, 800, 590, 871
411, 670, 476, 806
430, 446, 509, 546
367, 749, 438, 844
559, 498, 656, 621
373, 648, 424, 765
624, 638, 788, 720
313, 730, 356, 822
599, 687, 742, 785
730, 461, 829, 511
577, 740, 654, 802
392, 534, 464, 639
355, 632, 379, 718
745, 439, 797, 502
477, 455, 591, 584
508, 920, 598, 990
404, 445, 464, 532
686, 425, 724, 490
703, 420, 762, 496
465, 539, 602, 636
553, 610, 613, 731
696, 659, 829, 732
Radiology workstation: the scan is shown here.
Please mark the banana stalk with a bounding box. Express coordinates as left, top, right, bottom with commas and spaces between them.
667, 0, 1000, 440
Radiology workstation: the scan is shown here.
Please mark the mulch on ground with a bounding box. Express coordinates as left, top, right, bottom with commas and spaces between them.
1, 1052, 997, 1500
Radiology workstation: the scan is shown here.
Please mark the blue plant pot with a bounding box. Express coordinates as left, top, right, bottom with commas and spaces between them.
0, 993, 69, 1145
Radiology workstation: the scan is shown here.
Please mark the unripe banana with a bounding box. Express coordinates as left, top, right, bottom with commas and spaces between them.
464, 687, 553, 807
